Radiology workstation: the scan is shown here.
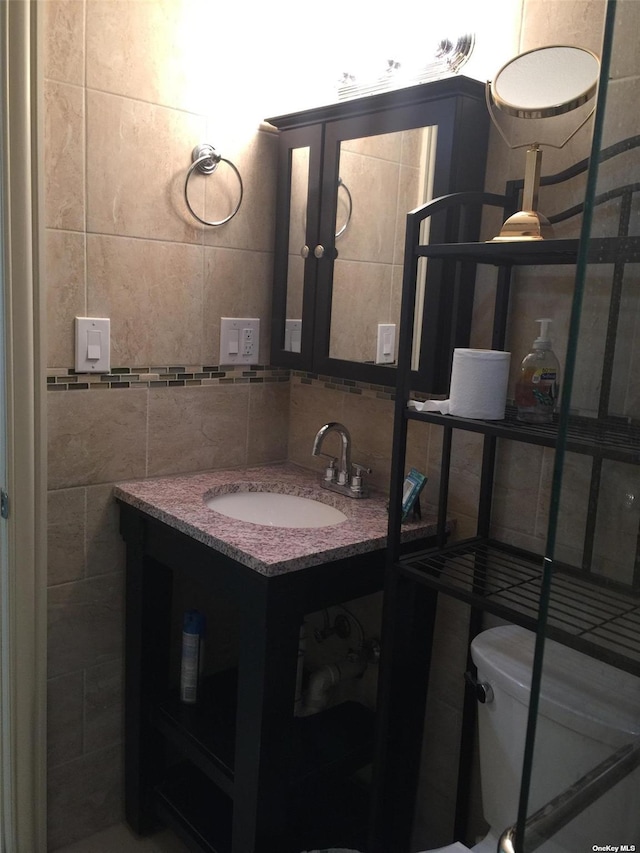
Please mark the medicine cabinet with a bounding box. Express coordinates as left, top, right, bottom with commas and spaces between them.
266, 76, 490, 393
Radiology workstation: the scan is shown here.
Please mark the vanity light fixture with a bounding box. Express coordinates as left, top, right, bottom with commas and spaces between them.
337, 32, 475, 101
488, 45, 600, 241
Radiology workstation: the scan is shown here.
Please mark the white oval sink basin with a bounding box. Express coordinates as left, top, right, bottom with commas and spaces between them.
205, 491, 347, 528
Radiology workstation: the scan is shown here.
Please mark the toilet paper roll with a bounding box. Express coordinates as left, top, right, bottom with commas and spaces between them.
448, 348, 511, 420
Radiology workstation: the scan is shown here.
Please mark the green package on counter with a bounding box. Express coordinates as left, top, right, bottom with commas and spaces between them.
401, 467, 427, 522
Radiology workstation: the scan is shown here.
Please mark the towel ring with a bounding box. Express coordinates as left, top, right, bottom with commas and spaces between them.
184, 143, 244, 227
335, 177, 353, 239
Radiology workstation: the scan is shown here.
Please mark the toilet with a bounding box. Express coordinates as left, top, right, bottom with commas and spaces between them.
420, 624, 640, 853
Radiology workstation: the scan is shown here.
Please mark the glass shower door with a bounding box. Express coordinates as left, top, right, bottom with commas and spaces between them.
516, 2, 640, 851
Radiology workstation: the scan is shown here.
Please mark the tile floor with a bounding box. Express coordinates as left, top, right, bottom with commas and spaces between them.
53, 823, 188, 853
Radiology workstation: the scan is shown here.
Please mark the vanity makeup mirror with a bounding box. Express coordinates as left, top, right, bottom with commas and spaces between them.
488, 45, 600, 241
267, 77, 490, 393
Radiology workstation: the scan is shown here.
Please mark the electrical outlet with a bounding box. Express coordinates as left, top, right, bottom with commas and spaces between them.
242, 327, 254, 357
220, 318, 260, 365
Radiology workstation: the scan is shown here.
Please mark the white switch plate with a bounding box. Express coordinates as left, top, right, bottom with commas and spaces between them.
284, 319, 302, 353
220, 318, 260, 365
376, 323, 396, 364
75, 317, 110, 373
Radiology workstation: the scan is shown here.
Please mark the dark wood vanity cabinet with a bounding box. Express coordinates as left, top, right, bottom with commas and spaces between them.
119, 495, 443, 853
266, 77, 490, 393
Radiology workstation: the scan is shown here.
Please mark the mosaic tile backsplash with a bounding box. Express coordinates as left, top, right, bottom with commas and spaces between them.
47, 364, 290, 390
46, 365, 398, 400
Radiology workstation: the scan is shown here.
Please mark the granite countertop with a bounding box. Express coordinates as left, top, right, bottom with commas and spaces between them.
114, 462, 442, 577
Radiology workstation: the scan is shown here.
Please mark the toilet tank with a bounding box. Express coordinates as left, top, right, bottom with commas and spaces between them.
470, 625, 640, 850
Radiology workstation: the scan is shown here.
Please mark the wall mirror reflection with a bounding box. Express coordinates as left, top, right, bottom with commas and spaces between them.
328, 126, 437, 366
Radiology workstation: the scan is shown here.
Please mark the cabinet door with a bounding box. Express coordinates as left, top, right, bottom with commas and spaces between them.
314, 98, 487, 390
270, 124, 323, 370
269, 80, 489, 392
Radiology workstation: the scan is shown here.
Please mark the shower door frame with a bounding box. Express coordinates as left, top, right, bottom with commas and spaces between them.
0, 1, 47, 850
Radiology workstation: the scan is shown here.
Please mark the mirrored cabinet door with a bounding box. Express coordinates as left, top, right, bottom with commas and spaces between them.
268, 78, 490, 392
325, 125, 435, 366
271, 124, 323, 369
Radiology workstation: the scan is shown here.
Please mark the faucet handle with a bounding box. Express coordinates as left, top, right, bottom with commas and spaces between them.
316, 453, 338, 482
350, 462, 372, 495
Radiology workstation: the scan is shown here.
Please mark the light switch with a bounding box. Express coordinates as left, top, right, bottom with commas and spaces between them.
87, 329, 102, 361
75, 317, 110, 373
376, 323, 396, 364
285, 319, 302, 353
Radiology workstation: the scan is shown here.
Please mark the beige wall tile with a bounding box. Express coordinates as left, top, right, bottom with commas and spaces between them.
86, 90, 206, 243
538, 449, 591, 565
493, 525, 546, 556
609, 0, 640, 79
342, 128, 403, 161
48, 487, 86, 586
341, 392, 394, 492
45, 80, 85, 231
87, 234, 204, 366
334, 149, 399, 265
147, 384, 250, 477
247, 381, 290, 466
44, 0, 85, 86
393, 162, 422, 265
492, 440, 545, 537
330, 260, 393, 363
47, 744, 123, 850
203, 247, 273, 365
425, 427, 482, 526
86, 485, 126, 577
600, 78, 640, 150
404, 419, 431, 483
86, 0, 209, 113
47, 671, 84, 766
84, 660, 123, 754
592, 459, 640, 585
202, 129, 278, 254
48, 389, 148, 490
521, 0, 606, 54
288, 380, 346, 473
46, 229, 86, 368
48, 574, 124, 678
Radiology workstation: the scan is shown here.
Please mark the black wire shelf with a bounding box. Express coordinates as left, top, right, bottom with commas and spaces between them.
395, 537, 640, 677
405, 405, 640, 463
414, 235, 640, 266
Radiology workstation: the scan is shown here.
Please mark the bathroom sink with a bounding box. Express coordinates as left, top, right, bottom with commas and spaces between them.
204, 491, 348, 528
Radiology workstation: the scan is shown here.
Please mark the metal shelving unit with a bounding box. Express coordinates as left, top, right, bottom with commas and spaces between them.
398, 538, 640, 676
369, 136, 640, 853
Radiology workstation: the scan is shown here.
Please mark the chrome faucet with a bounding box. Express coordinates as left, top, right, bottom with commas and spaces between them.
312, 422, 371, 498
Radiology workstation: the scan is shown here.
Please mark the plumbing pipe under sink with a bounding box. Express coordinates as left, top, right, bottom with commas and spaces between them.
297, 657, 367, 717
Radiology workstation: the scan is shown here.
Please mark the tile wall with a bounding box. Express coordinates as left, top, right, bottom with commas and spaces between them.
43, 1, 287, 847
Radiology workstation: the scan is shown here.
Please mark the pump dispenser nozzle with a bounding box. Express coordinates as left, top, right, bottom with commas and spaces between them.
534, 318, 552, 350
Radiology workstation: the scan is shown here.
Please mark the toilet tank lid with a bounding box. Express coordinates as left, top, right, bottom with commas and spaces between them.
471, 625, 640, 743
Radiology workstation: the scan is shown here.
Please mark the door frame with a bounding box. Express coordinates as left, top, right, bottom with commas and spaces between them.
1, 0, 47, 849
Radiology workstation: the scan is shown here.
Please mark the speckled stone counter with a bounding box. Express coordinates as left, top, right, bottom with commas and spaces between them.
114, 462, 441, 576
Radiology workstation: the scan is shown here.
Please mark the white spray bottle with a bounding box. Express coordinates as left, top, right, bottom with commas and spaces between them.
515, 318, 561, 424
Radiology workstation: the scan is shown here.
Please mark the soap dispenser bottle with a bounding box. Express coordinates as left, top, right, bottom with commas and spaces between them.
515, 318, 560, 423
